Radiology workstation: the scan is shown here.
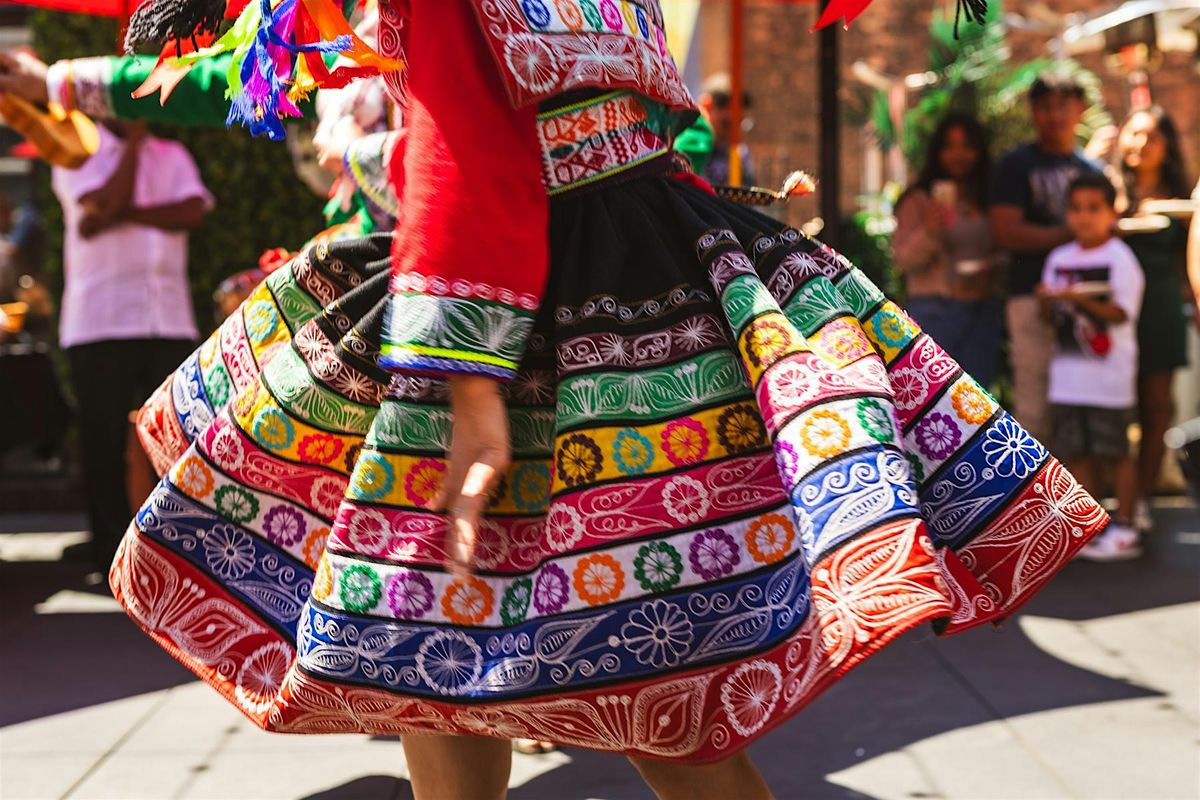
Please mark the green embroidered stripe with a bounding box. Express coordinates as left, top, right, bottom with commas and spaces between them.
261, 347, 377, 435
780, 277, 856, 336
833, 267, 887, 320
367, 400, 555, 457
266, 268, 323, 332
556, 349, 752, 430
721, 274, 781, 333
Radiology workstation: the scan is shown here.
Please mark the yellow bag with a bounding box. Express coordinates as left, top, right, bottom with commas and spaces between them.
0, 93, 100, 169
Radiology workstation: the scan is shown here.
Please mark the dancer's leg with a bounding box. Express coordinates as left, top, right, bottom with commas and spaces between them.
401, 734, 511, 800
629, 750, 773, 800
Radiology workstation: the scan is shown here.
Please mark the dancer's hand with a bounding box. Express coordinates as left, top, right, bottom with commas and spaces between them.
0, 51, 49, 105
433, 375, 510, 578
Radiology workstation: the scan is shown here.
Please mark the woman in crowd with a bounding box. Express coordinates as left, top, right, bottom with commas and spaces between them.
893, 113, 1001, 387
1117, 106, 1197, 531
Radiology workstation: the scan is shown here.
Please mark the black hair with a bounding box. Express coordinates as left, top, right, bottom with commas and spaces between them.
1068, 172, 1117, 208
901, 112, 991, 209
1119, 105, 1192, 205
1029, 71, 1087, 103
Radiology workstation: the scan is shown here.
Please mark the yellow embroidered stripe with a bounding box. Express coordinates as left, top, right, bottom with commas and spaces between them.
230, 379, 363, 474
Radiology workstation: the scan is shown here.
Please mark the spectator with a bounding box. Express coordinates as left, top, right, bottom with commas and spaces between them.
1116, 106, 1197, 531
991, 71, 1102, 443
1038, 173, 1144, 560
893, 112, 1001, 386
674, 73, 755, 186
51, 119, 212, 569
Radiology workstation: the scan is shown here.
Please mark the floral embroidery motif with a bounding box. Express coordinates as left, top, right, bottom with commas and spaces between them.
416, 631, 482, 696
716, 405, 767, 453
720, 660, 782, 737
340, 564, 383, 614
620, 600, 694, 668
661, 418, 710, 466
613, 428, 655, 475
633, 541, 683, 592
244, 300, 279, 343
203, 525, 255, 580
915, 412, 963, 461
745, 319, 793, 368
511, 462, 552, 511
856, 398, 894, 444
500, 577, 534, 625
662, 475, 711, 525
387, 570, 435, 618
744, 514, 795, 564
533, 564, 569, 615
214, 486, 259, 524
312, 556, 333, 601
573, 553, 626, 605
177, 456, 214, 498
981, 416, 1043, 479
868, 308, 911, 349
557, 434, 604, 487
545, 505, 587, 552
689, 529, 740, 580
351, 451, 396, 502
951, 383, 992, 425
301, 527, 329, 570
346, 509, 389, 552
263, 505, 307, 547
891, 367, 929, 413
799, 409, 851, 458
817, 319, 872, 362
442, 577, 495, 625
298, 433, 344, 465
404, 459, 446, 508
253, 407, 295, 452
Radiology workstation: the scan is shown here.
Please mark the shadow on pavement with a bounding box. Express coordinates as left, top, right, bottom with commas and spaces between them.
0, 557, 195, 728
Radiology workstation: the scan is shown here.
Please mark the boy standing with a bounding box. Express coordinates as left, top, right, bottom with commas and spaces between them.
1038, 174, 1144, 561
991, 72, 1102, 443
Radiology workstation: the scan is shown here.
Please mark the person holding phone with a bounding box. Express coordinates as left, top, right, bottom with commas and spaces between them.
893, 112, 1001, 386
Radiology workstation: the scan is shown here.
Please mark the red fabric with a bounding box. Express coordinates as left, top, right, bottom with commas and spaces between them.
387, 0, 548, 304
13, 0, 138, 16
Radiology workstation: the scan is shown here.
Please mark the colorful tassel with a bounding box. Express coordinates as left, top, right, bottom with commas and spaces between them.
138, 0, 401, 141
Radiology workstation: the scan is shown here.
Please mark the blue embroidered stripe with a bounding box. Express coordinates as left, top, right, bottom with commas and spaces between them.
296, 554, 812, 701
136, 481, 312, 636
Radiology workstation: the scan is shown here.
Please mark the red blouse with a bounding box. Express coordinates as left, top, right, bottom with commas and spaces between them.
379, 0, 549, 381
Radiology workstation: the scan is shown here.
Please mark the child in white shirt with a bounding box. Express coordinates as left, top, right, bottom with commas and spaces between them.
1037, 173, 1144, 560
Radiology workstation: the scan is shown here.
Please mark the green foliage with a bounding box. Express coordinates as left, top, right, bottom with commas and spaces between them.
31, 10, 327, 335
868, 1, 1114, 174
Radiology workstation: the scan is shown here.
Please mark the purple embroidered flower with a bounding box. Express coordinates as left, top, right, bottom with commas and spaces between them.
915, 412, 962, 461
262, 505, 306, 547
689, 529, 741, 580
774, 441, 800, 484
386, 570, 435, 618
533, 564, 570, 615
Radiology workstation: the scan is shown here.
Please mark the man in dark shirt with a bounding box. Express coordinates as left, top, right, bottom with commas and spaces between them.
990, 72, 1102, 443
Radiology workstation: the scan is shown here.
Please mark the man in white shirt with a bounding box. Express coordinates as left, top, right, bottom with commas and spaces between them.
52, 119, 212, 569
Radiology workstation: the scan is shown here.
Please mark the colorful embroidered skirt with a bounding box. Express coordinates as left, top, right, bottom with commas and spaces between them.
113, 173, 1107, 763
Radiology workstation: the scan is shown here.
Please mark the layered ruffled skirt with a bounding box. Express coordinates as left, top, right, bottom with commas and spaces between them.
113, 175, 1107, 763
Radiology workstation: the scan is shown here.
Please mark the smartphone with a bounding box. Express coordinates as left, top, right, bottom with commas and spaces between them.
931, 180, 957, 225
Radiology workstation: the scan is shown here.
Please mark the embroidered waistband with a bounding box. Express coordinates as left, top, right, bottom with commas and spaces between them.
538, 91, 671, 197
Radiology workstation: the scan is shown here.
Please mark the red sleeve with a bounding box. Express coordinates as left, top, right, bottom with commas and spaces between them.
380, 0, 549, 381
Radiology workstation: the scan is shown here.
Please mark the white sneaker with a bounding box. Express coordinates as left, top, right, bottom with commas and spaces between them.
1133, 499, 1154, 533
1078, 523, 1143, 562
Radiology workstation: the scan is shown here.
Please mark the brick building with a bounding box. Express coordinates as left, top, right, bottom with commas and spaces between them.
683, 0, 1199, 227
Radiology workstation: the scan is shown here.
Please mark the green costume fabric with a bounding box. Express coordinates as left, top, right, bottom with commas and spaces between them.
673, 114, 714, 175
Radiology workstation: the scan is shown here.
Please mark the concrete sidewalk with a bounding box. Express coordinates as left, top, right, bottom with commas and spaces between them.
2, 504, 1198, 800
